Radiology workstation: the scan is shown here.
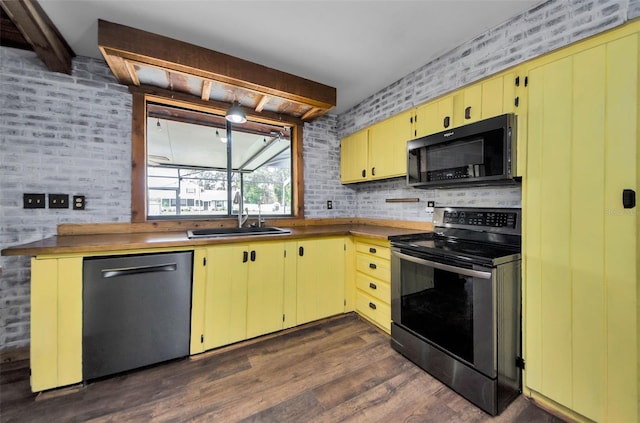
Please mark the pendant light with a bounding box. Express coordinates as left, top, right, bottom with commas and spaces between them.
225, 101, 246, 124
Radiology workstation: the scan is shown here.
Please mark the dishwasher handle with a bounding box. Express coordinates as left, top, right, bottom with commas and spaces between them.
101, 263, 178, 279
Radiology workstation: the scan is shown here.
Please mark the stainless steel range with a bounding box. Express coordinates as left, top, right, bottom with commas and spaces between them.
389, 207, 522, 416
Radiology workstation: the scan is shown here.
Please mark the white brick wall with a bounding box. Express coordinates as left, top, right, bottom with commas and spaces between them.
0, 48, 132, 350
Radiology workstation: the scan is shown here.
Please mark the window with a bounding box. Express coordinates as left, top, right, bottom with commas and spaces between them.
130, 90, 303, 222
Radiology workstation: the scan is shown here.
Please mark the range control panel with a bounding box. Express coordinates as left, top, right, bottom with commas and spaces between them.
443, 211, 517, 228
433, 207, 521, 236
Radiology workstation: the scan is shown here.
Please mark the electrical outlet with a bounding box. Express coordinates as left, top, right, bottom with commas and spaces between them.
49, 194, 69, 209
327, 200, 333, 209
73, 195, 86, 210
23, 193, 46, 209
427, 201, 435, 207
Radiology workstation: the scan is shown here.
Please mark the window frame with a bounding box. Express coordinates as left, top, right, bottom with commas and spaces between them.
130, 87, 304, 223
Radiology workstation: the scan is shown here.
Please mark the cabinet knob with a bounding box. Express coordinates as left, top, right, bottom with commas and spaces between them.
299, 246, 304, 256
443, 116, 450, 128
242, 251, 248, 263
514, 97, 520, 107
369, 302, 377, 310
465, 106, 471, 120
369, 247, 377, 254
369, 282, 377, 290
361, 169, 366, 178
369, 263, 377, 269
250, 250, 256, 262
371, 167, 376, 176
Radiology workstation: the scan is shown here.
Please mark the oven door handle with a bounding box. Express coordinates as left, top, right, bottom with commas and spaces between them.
393, 251, 492, 279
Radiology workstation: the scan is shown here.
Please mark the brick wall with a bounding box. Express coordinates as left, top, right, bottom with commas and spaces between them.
0, 48, 132, 350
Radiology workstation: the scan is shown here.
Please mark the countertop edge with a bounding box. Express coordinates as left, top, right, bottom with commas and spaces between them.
2, 224, 430, 257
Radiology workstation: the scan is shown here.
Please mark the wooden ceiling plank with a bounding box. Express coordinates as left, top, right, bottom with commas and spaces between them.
201, 80, 212, 101
0, 0, 74, 74
98, 20, 335, 119
255, 95, 270, 112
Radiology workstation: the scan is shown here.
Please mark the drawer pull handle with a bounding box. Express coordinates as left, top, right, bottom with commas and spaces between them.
369, 263, 377, 269
369, 247, 377, 253
242, 251, 248, 263
369, 282, 377, 290
369, 302, 377, 310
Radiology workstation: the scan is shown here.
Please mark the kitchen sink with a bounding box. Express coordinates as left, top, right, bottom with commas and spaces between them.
187, 226, 291, 239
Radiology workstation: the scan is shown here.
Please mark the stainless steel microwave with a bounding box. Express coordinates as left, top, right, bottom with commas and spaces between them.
407, 113, 518, 188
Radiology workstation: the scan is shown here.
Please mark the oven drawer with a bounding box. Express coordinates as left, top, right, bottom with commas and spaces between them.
356, 255, 390, 282
355, 241, 390, 260
356, 273, 390, 304
356, 291, 391, 332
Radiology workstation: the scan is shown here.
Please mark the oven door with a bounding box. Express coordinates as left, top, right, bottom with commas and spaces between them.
391, 248, 495, 378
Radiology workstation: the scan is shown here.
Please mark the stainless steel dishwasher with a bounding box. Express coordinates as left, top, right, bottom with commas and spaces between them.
83, 251, 193, 380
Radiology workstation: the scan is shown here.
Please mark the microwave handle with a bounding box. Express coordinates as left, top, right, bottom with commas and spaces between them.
393, 251, 492, 280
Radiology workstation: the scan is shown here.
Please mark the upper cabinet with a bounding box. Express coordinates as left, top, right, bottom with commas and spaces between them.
340, 111, 413, 184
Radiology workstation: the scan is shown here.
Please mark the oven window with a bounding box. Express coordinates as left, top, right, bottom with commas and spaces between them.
400, 261, 474, 364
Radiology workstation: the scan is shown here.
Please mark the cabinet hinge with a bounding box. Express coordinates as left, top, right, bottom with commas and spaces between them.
200, 334, 204, 344
284, 250, 287, 258
515, 356, 525, 370
283, 314, 286, 322
203, 257, 207, 266
344, 244, 346, 251
344, 299, 346, 306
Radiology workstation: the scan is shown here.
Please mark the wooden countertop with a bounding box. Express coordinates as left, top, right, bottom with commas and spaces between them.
1, 223, 430, 257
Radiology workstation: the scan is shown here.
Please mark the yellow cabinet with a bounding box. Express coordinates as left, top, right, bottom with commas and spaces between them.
340, 112, 413, 184
368, 110, 414, 180
246, 242, 286, 338
353, 238, 392, 333
414, 95, 454, 138
524, 31, 639, 423
30, 256, 82, 392
296, 237, 345, 325
340, 128, 368, 183
202, 242, 285, 350
456, 83, 482, 126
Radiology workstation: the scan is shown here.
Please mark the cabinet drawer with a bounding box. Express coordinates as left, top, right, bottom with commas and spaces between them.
355, 242, 390, 260
356, 272, 390, 304
356, 255, 390, 281
356, 291, 391, 333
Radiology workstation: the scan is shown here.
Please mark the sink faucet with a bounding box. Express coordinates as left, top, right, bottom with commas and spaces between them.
233, 190, 249, 228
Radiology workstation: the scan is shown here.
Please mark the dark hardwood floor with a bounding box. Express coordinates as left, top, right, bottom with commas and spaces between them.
0, 314, 565, 422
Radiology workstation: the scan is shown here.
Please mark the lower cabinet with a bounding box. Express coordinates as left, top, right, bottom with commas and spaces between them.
202, 241, 285, 350
295, 237, 346, 325
353, 237, 392, 333
30, 256, 82, 392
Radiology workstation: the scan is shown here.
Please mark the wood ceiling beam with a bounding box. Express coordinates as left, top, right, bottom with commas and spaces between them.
0, 0, 74, 74
98, 19, 336, 115
201, 80, 212, 101
255, 95, 270, 112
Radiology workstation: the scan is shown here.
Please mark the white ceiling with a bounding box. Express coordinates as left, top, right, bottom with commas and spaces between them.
38, 0, 541, 115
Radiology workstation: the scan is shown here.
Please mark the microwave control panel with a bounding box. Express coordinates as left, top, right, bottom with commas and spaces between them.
443, 211, 517, 228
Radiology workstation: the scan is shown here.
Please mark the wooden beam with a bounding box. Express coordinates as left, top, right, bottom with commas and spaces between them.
0, 0, 74, 74
98, 19, 335, 111
124, 60, 140, 86
201, 80, 212, 101
255, 95, 270, 112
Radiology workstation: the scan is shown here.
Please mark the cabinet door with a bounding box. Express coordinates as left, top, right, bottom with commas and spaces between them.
204, 244, 248, 349
340, 129, 369, 183
457, 84, 482, 126
296, 238, 345, 325
246, 242, 285, 338
368, 110, 413, 180
415, 95, 454, 137
30, 256, 82, 392
525, 34, 638, 423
